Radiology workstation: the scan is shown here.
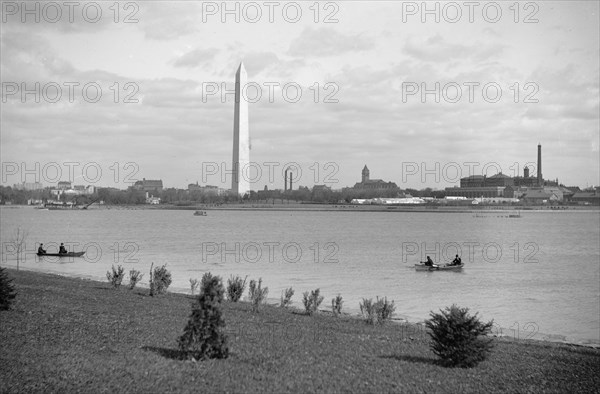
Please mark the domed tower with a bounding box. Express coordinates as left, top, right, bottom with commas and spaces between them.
362, 165, 370, 184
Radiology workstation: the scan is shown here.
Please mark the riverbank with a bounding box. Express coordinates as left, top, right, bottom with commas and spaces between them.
1, 269, 599, 393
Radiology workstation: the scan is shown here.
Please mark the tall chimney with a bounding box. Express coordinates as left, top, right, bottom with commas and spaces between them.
537, 143, 542, 186
289, 172, 293, 191
284, 169, 288, 192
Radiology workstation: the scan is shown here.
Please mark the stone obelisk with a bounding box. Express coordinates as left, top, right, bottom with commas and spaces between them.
232, 62, 250, 196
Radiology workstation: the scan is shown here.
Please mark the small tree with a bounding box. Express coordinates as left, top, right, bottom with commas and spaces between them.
11, 228, 28, 271
128, 269, 143, 290
190, 278, 199, 295
248, 278, 268, 312
106, 265, 125, 288
149, 263, 172, 296
426, 304, 494, 368
0, 267, 17, 310
302, 288, 324, 315
200, 272, 214, 293
178, 275, 229, 360
280, 287, 294, 308
226, 275, 247, 302
331, 294, 343, 316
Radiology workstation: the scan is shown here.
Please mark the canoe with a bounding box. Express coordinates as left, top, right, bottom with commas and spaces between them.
415, 263, 464, 271
37, 252, 85, 257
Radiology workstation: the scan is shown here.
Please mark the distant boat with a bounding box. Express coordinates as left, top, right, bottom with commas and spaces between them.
194, 210, 207, 216
414, 263, 464, 271
37, 251, 85, 257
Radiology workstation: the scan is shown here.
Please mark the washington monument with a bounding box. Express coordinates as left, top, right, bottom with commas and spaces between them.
232, 62, 250, 196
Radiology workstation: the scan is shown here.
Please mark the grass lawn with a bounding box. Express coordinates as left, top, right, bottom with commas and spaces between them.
1, 269, 599, 393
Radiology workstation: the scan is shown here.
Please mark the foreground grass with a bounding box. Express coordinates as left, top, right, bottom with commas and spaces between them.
1, 270, 599, 393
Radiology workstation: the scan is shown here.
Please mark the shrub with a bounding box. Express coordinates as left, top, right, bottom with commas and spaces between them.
200, 272, 214, 293
149, 263, 172, 296
425, 304, 495, 368
106, 265, 125, 288
0, 267, 17, 310
360, 296, 395, 325
302, 288, 324, 315
128, 269, 143, 290
359, 298, 377, 324
190, 278, 199, 295
178, 274, 229, 360
375, 296, 395, 323
226, 275, 247, 302
280, 287, 294, 308
248, 278, 268, 312
331, 294, 343, 316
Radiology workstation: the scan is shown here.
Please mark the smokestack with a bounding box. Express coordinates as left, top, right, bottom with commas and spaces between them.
289, 172, 293, 191
284, 169, 288, 192
537, 144, 542, 186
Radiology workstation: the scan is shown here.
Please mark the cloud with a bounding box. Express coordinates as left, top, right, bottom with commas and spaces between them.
403, 34, 505, 63
288, 27, 373, 57
172, 48, 220, 68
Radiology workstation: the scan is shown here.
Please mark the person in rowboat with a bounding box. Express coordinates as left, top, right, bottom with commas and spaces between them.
38, 243, 46, 254
451, 255, 462, 266
424, 256, 434, 266
59, 243, 67, 254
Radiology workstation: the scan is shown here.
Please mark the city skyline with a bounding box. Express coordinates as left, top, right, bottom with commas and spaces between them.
1, 2, 598, 191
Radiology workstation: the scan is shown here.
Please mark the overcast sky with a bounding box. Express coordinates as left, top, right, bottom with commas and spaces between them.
1, 1, 598, 191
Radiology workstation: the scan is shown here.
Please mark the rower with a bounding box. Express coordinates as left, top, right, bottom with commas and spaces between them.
59, 243, 67, 254
38, 243, 46, 254
424, 256, 434, 266
452, 255, 462, 266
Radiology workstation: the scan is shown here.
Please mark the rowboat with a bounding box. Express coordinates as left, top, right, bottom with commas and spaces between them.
194, 210, 207, 216
414, 263, 464, 271
37, 252, 85, 257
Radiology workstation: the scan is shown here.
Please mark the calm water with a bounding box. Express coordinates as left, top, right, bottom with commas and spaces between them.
1, 206, 599, 345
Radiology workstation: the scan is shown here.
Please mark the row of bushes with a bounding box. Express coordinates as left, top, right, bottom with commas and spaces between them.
104, 267, 494, 367
2, 265, 495, 368
106, 263, 171, 296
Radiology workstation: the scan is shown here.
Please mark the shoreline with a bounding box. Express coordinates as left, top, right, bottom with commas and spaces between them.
6, 266, 599, 349
7, 203, 598, 213
2, 268, 599, 393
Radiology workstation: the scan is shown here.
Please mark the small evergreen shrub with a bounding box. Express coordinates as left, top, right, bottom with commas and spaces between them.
280, 287, 294, 308
0, 267, 17, 310
302, 288, 324, 315
200, 272, 214, 293
426, 304, 495, 368
360, 297, 395, 324
106, 265, 125, 288
226, 275, 247, 302
248, 278, 268, 312
149, 263, 172, 296
128, 269, 143, 290
331, 294, 343, 316
190, 278, 199, 295
178, 275, 229, 360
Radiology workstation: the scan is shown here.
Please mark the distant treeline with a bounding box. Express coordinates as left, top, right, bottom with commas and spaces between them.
0, 185, 449, 205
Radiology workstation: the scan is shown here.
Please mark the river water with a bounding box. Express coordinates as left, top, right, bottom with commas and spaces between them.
1, 206, 598, 345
